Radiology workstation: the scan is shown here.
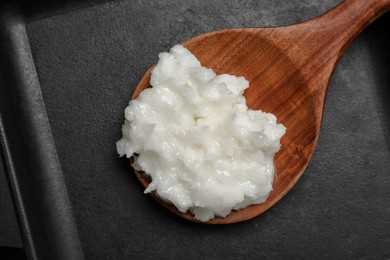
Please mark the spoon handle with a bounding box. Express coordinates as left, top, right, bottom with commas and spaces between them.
308, 0, 390, 56
277, 0, 390, 97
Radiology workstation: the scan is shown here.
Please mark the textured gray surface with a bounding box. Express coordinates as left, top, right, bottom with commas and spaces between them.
1, 0, 389, 259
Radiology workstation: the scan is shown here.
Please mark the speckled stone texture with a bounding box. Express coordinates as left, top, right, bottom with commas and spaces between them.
1, 0, 389, 259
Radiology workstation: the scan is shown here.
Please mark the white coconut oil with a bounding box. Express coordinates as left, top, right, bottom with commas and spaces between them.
117, 45, 286, 222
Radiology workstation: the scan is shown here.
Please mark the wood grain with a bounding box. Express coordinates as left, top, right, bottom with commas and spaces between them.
131, 0, 390, 224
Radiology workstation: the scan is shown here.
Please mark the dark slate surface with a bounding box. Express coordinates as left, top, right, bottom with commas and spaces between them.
1, 0, 389, 259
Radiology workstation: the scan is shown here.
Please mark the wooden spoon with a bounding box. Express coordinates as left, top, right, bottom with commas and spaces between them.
130, 0, 390, 224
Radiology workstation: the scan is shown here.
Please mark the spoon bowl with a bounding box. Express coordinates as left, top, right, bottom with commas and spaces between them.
131, 0, 390, 224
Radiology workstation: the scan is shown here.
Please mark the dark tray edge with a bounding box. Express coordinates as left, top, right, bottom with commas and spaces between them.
0, 7, 84, 260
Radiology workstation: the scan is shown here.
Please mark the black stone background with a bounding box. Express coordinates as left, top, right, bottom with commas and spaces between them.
0, 0, 389, 259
